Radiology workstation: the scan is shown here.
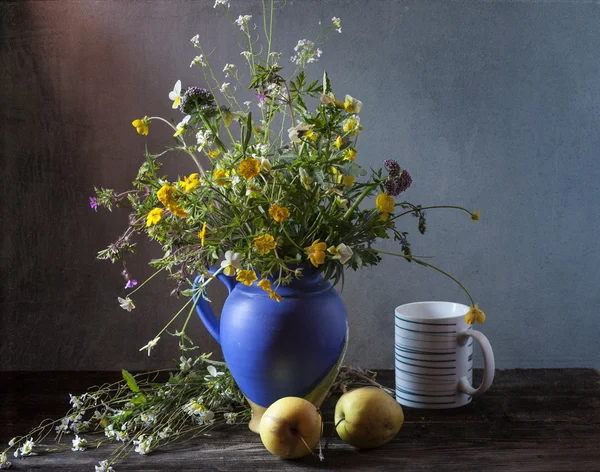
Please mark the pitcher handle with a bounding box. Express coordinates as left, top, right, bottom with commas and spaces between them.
192, 267, 238, 345
456, 330, 495, 397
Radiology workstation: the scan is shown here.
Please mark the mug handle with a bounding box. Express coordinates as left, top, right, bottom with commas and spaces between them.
456, 330, 495, 397
192, 267, 238, 345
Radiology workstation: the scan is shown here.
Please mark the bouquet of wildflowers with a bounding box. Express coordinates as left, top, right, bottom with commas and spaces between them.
1, 2, 485, 470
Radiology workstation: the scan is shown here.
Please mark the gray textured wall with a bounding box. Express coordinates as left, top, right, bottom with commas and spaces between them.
2, 0, 599, 371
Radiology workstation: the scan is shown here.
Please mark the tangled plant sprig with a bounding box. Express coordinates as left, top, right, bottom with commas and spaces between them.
3, 355, 250, 471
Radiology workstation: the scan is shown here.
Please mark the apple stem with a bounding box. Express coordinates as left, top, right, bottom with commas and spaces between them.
299, 435, 318, 458
340, 383, 348, 393
346, 371, 394, 395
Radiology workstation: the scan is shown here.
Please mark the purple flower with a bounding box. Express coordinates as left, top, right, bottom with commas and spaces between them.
125, 279, 138, 289
256, 92, 266, 104
384, 169, 412, 196
384, 159, 401, 177
89, 197, 98, 212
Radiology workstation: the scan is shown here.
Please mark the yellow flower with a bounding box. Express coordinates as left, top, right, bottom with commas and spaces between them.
343, 117, 360, 135
132, 117, 150, 136
331, 166, 342, 184
345, 148, 357, 161
173, 115, 191, 137
304, 128, 318, 142
471, 210, 482, 221
169, 80, 182, 109
254, 234, 277, 254
344, 94, 363, 114
464, 303, 486, 325
180, 173, 201, 193
208, 149, 220, 158
198, 221, 207, 246
167, 203, 189, 218
305, 240, 327, 267
327, 243, 354, 264
146, 208, 164, 227
157, 183, 176, 207
238, 158, 261, 180
257, 279, 282, 302
269, 204, 291, 223
342, 175, 355, 189
333, 136, 343, 149
213, 169, 230, 186
220, 250, 242, 277
376, 193, 395, 214
236, 269, 257, 286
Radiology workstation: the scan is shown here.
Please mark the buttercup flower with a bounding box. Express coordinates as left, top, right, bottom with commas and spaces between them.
268, 204, 290, 223
173, 115, 191, 137
169, 80, 182, 109
376, 192, 395, 221
257, 279, 282, 302
333, 136, 343, 149
254, 234, 277, 254
146, 208, 164, 227
237, 158, 260, 180
157, 183, 175, 207
344, 148, 357, 161
198, 221, 207, 246
327, 243, 354, 264
132, 116, 150, 135
118, 297, 135, 312
180, 173, 201, 192
213, 169, 230, 186
236, 269, 257, 286
464, 303, 486, 325
305, 240, 327, 267
220, 250, 242, 276
344, 95, 362, 114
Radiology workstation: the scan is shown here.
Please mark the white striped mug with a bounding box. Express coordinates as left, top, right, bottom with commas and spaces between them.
394, 301, 495, 409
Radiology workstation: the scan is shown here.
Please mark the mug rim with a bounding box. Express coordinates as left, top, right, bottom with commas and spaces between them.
395, 300, 469, 320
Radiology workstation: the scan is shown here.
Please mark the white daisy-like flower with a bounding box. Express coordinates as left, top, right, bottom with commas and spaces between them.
220, 251, 242, 276
71, 434, 87, 452
139, 336, 160, 356
214, 0, 229, 7
190, 55, 206, 68
223, 63, 235, 72
220, 82, 230, 93
240, 51, 252, 59
196, 129, 213, 150
190, 34, 200, 47
118, 296, 135, 312
235, 15, 252, 32
95, 460, 115, 472
69, 393, 83, 409
134, 435, 153, 455
19, 438, 35, 457
168, 80, 182, 109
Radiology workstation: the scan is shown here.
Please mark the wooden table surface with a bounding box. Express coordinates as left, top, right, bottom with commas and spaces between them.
1, 369, 599, 471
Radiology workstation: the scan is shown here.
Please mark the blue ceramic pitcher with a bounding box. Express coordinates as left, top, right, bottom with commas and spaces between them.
193, 267, 348, 432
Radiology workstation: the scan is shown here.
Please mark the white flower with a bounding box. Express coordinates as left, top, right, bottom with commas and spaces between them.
332, 17, 342, 33
214, 0, 229, 7
223, 63, 235, 72
344, 94, 363, 114
290, 39, 322, 65
231, 175, 240, 186
139, 413, 156, 427
139, 336, 160, 356
256, 156, 272, 171
205, 365, 225, 379
223, 412, 236, 425
220, 82, 230, 93
196, 129, 213, 150
168, 80, 182, 109
95, 460, 115, 472
104, 424, 116, 440
69, 393, 83, 410
240, 51, 252, 59
235, 15, 252, 32
8, 438, 16, 447
19, 438, 35, 457
158, 427, 172, 439
328, 243, 354, 264
0, 452, 11, 470
174, 115, 191, 136
190, 34, 200, 47
71, 435, 87, 452
190, 55, 206, 67
220, 251, 242, 277
134, 435, 153, 455
243, 101, 252, 108
118, 297, 135, 312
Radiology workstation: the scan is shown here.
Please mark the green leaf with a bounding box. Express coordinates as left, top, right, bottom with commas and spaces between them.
323, 71, 331, 94
279, 150, 299, 164
338, 162, 367, 177
122, 369, 140, 393
130, 393, 147, 405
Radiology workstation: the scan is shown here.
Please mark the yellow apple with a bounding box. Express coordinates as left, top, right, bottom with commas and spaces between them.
259, 397, 322, 459
335, 386, 404, 449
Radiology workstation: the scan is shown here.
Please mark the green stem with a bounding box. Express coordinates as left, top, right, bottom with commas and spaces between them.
155, 298, 196, 338
127, 267, 166, 297
392, 204, 474, 220
374, 249, 475, 306
342, 182, 379, 220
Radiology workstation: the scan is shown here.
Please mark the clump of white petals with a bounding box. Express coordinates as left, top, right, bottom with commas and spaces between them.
133, 435, 153, 455
220, 82, 230, 94
14, 438, 35, 457
95, 460, 115, 472
235, 15, 252, 32
0, 452, 11, 470
117, 297, 135, 312
190, 55, 207, 68
139, 336, 160, 356
290, 39, 322, 65
214, 0, 229, 8
71, 434, 88, 452
196, 130, 213, 150
190, 34, 200, 47
332, 17, 342, 33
